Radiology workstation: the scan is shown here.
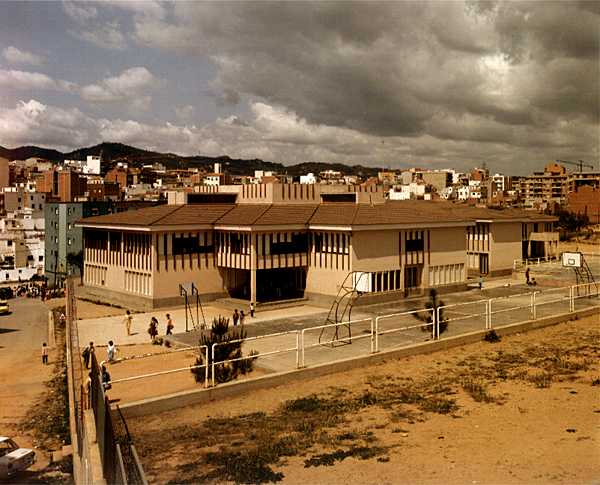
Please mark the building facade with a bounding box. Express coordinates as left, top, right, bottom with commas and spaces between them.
77, 185, 557, 310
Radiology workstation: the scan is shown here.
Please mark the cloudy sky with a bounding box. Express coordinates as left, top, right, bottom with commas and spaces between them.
0, 1, 597, 174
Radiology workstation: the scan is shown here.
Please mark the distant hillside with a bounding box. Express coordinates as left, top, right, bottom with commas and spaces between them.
0, 142, 383, 177
0, 145, 63, 162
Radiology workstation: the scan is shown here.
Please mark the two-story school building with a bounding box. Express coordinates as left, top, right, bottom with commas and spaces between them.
77, 184, 557, 309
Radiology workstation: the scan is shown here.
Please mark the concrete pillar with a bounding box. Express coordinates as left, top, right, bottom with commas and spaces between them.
250, 233, 257, 304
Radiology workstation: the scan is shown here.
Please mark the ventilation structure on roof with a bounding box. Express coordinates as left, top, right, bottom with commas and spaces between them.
187, 193, 237, 204
320, 193, 356, 203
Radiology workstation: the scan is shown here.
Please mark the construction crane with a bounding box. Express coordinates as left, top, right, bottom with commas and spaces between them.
556, 159, 595, 172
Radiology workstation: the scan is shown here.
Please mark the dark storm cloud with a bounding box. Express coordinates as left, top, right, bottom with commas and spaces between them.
134, 2, 598, 144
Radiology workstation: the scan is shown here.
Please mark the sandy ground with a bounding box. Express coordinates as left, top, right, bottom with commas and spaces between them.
0, 299, 65, 477
128, 315, 600, 484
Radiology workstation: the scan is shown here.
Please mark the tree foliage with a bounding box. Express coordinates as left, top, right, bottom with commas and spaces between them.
555, 209, 589, 233
191, 316, 258, 384
66, 251, 84, 283
412, 289, 448, 337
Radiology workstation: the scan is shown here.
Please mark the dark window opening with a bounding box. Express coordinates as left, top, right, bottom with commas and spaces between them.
271, 233, 308, 255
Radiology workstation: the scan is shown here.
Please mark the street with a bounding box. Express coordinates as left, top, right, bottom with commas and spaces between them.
0, 297, 56, 477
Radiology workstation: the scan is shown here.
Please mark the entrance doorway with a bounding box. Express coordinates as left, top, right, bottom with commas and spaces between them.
257, 268, 306, 302
404, 265, 422, 289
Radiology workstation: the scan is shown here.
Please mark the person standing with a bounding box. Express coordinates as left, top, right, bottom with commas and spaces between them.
250, 301, 255, 318
525, 267, 531, 285
232, 309, 239, 326
239, 310, 246, 326
124, 310, 133, 336
107, 340, 117, 362
41, 342, 49, 365
165, 314, 174, 335
101, 365, 112, 391
148, 317, 158, 341
82, 341, 94, 369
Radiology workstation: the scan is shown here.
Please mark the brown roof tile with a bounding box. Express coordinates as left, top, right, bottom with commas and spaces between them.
214, 204, 271, 226
79, 204, 235, 227
255, 205, 319, 226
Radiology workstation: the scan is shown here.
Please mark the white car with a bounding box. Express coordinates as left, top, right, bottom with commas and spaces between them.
0, 437, 36, 479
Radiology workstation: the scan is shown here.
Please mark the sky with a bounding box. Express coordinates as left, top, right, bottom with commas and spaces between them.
0, 1, 597, 174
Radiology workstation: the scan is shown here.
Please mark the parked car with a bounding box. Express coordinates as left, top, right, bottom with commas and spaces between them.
0, 287, 13, 300
0, 437, 36, 479
0, 300, 9, 315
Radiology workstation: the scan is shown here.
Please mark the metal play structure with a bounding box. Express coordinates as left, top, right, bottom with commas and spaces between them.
319, 271, 370, 347
179, 282, 207, 332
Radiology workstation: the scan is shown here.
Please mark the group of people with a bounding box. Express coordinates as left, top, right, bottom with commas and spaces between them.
123, 310, 174, 341
232, 302, 255, 326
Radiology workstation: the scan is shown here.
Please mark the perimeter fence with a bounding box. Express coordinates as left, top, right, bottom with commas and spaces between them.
65, 278, 147, 484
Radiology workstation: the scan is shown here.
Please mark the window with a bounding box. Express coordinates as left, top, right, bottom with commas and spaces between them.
405, 231, 424, 252
39, 255, 43, 261
271, 233, 308, 255
7, 240, 12, 247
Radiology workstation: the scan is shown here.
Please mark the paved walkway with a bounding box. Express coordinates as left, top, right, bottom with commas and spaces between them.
76, 275, 530, 347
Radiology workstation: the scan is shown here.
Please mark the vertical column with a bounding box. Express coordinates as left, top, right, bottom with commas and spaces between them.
250, 233, 257, 305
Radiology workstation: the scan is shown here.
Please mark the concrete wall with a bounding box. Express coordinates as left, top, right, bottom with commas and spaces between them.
352, 230, 401, 272
490, 221, 522, 273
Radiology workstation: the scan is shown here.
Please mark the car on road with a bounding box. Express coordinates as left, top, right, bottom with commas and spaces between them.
0, 437, 36, 479
0, 300, 9, 315
0, 287, 13, 300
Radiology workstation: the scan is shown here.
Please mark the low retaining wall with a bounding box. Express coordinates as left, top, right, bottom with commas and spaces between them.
120, 306, 599, 419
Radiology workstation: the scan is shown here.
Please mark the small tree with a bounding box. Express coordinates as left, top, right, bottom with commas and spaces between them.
191, 316, 257, 384
412, 289, 448, 338
66, 251, 84, 284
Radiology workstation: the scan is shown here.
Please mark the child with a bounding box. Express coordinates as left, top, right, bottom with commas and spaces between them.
107, 340, 117, 362
41, 342, 48, 365
166, 314, 174, 335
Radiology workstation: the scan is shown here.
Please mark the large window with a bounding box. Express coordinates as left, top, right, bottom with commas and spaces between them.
271, 233, 308, 255
405, 231, 424, 252
173, 233, 214, 255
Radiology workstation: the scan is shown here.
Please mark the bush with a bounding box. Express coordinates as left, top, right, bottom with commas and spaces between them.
191, 316, 257, 384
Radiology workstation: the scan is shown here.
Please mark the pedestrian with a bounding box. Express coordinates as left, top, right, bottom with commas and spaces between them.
232, 309, 239, 326
525, 267, 530, 285
148, 317, 158, 341
41, 342, 49, 365
60, 312, 66, 325
82, 341, 94, 369
250, 301, 255, 318
107, 340, 117, 362
124, 310, 133, 336
165, 313, 174, 335
239, 310, 246, 326
101, 365, 112, 391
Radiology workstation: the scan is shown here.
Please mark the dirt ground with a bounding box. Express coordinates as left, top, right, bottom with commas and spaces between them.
129, 315, 600, 484
99, 342, 268, 404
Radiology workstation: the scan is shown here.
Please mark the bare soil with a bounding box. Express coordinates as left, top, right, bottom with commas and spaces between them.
128, 315, 600, 484
101, 343, 268, 404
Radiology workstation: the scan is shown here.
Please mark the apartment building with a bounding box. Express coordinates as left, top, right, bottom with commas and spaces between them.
76, 184, 557, 310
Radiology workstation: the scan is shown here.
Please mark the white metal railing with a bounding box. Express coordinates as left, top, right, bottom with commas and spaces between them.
107, 282, 599, 394
513, 256, 558, 269
374, 310, 432, 351
110, 345, 209, 387
211, 330, 300, 386
300, 318, 373, 368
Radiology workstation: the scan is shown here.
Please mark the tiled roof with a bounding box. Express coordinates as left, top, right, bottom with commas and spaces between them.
213, 204, 271, 225
78, 204, 235, 226
255, 205, 319, 226
78, 200, 555, 229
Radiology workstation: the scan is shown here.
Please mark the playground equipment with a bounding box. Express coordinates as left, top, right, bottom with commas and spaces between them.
179, 282, 206, 332
319, 271, 369, 346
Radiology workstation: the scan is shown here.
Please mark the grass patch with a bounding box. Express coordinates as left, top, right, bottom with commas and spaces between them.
304, 446, 388, 468
461, 378, 499, 403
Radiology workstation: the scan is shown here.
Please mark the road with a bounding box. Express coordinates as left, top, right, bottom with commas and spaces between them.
0, 297, 56, 477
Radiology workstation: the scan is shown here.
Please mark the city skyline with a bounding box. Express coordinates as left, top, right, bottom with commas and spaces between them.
0, 1, 598, 175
